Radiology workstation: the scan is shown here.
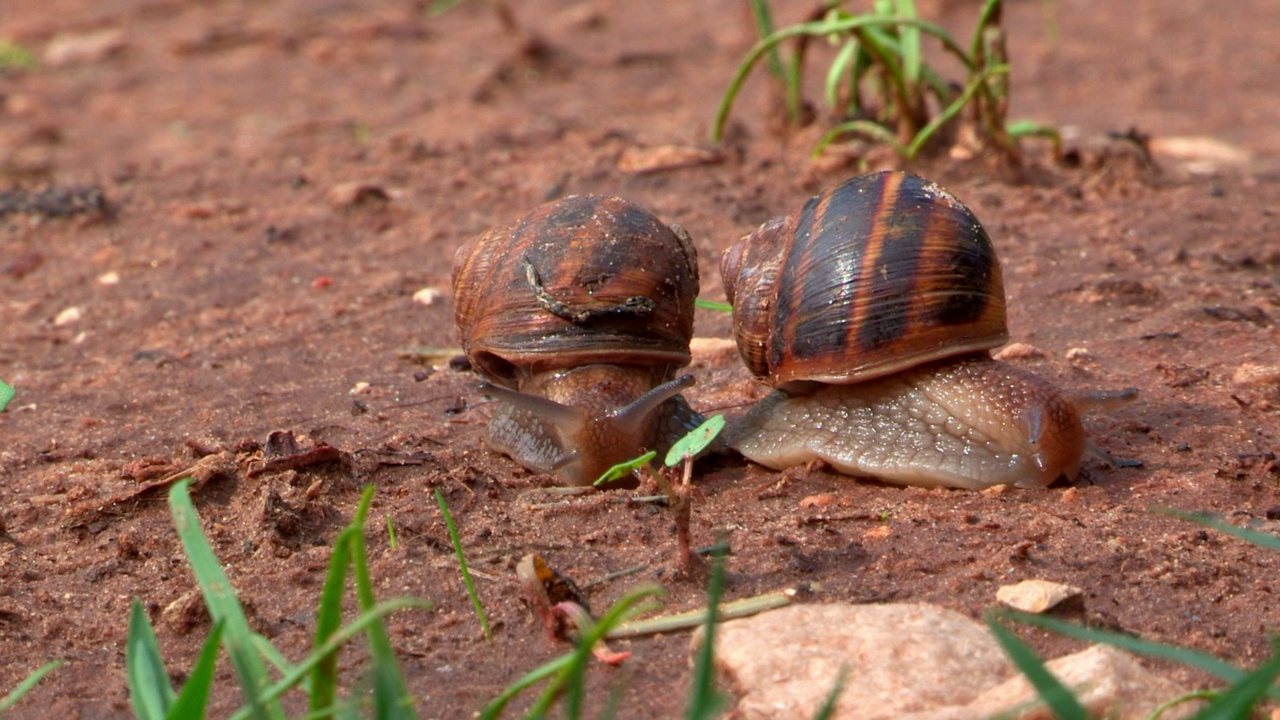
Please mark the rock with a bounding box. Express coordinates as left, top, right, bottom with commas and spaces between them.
698, 603, 1197, 720
696, 603, 1011, 719
996, 579, 1082, 613
993, 342, 1045, 361
1232, 363, 1280, 388
44, 28, 127, 66
616, 145, 720, 174
912, 644, 1201, 720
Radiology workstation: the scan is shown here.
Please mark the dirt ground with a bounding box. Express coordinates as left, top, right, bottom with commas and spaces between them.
2, 0, 1279, 717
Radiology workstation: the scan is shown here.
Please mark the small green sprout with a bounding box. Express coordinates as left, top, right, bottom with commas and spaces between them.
594, 450, 657, 487
0, 379, 14, 412
436, 488, 492, 642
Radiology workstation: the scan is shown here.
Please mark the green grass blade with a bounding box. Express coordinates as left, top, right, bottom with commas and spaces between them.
987, 618, 1090, 720
1188, 642, 1280, 719
694, 297, 732, 313
686, 553, 728, 719
0, 379, 14, 412
745, 0, 785, 80
1159, 508, 1280, 552
477, 654, 575, 720
530, 586, 665, 717
310, 524, 358, 714
824, 39, 859, 111
812, 665, 849, 720
999, 610, 1249, 685
906, 63, 1008, 158
813, 119, 903, 157
969, 0, 1004, 62
895, 0, 921, 88
127, 600, 176, 720
435, 488, 491, 641
228, 598, 431, 720
351, 486, 419, 720
0, 660, 62, 712
169, 479, 284, 720
168, 621, 225, 720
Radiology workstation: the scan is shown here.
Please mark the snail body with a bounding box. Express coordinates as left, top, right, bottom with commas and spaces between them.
721, 172, 1128, 490
452, 194, 702, 486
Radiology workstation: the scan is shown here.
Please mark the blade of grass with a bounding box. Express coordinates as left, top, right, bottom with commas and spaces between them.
310, 524, 358, 715
349, 486, 419, 720
228, 598, 431, 720
987, 617, 1090, 720
745, 0, 785, 80
523, 586, 666, 719
905, 63, 1009, 158
1158, 508, 1280, 552
0, 660, 62, 712
127, 600, 176, 720
694, 297, 732, 313
813, 119, 903, 157
812, 665, 850, 720
168, 620, 225, 720
895, 0, 921, 89
435, 488, 491, 641
1188, 641, 1280, 719
824, 39, 859, 110
686, 551, 728, 720
169, 479, 285, 720
998, 610, 1252, 687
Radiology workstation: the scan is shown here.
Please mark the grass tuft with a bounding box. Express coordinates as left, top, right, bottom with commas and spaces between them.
716, 0, 1058, 162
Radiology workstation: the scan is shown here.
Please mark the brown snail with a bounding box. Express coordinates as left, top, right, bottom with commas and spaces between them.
720, 171, 1134, 490
452, 194, 704, 486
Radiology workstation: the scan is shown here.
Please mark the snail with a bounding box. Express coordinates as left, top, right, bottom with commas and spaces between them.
720, 171, 1135, 490
452, 194, 704, 486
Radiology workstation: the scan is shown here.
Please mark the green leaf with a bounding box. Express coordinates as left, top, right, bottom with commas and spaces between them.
665, 415, 726, 467
0, 379, 14, 412
127, 600, 176, 720
169, 480, 284, 720
987, 618, 1090, 720
594, 450, 656, 486
168, 621, 225, 720
0, 660, 62, 712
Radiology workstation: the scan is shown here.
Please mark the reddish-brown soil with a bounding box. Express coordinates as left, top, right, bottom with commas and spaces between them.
2, 0, 1278, 717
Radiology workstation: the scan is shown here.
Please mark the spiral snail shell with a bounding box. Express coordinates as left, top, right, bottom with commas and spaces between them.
452, 194, 704, 486
720, 172, 1132, 490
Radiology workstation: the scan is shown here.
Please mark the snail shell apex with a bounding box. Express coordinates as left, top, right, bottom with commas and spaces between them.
453, 194, 699, 387
721, 171, 1008, 389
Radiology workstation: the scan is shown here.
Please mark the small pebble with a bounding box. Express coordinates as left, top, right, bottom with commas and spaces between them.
413, 287, 445, 306
1231, 363, 1280, 388
993, 342, 1045, 361
996, 579, 1082, 613
1066, 347, 1097, 369
97, 271, 120, 285
53, 306, 82, 326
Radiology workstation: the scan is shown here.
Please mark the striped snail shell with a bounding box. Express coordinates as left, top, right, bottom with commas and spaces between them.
452, 194, 703, 486
720, 172, 1133, 490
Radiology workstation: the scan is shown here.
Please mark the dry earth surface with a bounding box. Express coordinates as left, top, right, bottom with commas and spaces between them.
2, 0, 1279, 717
